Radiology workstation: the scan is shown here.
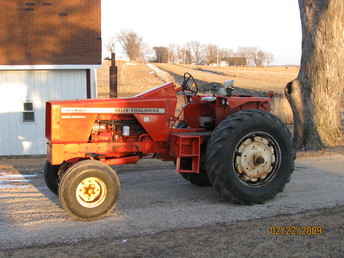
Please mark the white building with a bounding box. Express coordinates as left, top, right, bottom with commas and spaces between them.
0, 0, 101, 156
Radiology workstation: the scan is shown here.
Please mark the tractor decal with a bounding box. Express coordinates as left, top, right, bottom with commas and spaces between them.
61, 107, 166, 114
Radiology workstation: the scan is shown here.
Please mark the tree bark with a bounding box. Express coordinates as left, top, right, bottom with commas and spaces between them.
286, 0, 344, 150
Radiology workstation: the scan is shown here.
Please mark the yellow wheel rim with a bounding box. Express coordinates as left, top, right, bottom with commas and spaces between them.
233, 132, 281, 186
76, 177, 107, 208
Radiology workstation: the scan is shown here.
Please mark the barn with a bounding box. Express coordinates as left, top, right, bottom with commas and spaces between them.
0, 0, 101, 156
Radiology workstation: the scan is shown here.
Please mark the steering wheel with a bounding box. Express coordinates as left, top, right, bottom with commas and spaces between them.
181, 73, 198, 96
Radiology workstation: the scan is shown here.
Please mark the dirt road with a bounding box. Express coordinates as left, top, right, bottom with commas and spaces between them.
0, 155, 344, 257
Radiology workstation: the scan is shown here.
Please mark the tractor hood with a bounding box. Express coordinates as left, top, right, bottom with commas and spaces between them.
45, 82, 178, 143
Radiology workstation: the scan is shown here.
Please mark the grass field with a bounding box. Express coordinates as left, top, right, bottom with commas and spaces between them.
117, 62, 165, 97
155, 63, 297, 124
156, 63, 298, 94
97, 61, 164, 98
98, 62, 298, 96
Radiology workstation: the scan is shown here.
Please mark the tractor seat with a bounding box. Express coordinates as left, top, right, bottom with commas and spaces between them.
199, 80, 235, 97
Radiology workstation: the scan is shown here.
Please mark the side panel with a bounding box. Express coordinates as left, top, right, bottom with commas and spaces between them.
48, 140, 158, 165
134, 99, 177, 141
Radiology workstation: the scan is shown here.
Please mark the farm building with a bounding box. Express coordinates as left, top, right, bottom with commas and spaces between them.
0, 0, 101, 156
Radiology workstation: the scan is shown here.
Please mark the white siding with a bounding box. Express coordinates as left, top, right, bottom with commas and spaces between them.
0, 70, 87, 156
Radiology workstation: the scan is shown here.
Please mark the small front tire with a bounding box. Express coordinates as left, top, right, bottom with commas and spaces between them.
59, 160, 120, 221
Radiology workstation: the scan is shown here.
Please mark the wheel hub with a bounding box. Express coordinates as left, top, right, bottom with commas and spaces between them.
76, 177, 107, 208
235, 136, 276, 182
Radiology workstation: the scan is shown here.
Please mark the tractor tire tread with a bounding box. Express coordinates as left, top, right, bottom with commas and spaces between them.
43, 162, 59, 195
206, 109, 294, 205
59, 160, 120, 221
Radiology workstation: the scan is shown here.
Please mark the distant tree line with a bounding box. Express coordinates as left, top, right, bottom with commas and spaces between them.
110, 31, 274, 66
152, 43, 273, 66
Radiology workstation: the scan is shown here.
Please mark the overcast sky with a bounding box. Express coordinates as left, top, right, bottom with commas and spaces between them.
102, 0, 302, 65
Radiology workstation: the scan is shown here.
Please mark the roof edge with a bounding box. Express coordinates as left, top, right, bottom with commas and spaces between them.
0, 65, 101, 71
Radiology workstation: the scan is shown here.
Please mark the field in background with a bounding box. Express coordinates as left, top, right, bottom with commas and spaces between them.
156, 64, 298, 93
156, 63, 297, 124
97, 62, 298, 124
97, 61, 164, 98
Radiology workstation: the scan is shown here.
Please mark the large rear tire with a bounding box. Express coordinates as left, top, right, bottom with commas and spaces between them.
180, 169, 211, 187
59, 160, 120, 221
206, 110, 294, 204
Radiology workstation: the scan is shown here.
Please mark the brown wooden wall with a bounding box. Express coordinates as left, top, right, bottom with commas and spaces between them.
0, 0, 101, 65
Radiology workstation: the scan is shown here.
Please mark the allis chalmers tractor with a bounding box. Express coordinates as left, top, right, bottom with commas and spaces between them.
44, 73, 294, 220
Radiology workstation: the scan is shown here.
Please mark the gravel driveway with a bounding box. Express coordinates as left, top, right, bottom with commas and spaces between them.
0, 154, 343, 256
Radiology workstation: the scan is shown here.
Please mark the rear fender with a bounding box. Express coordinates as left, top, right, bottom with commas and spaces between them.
229, 98, 272, 113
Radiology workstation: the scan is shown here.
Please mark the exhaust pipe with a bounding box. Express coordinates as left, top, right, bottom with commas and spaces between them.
109, 52, 118, 98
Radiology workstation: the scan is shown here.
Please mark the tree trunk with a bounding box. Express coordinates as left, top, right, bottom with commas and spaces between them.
286, 0, 344, 150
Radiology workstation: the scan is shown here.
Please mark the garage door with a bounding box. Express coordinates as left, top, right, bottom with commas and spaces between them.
0, 70, 87, 155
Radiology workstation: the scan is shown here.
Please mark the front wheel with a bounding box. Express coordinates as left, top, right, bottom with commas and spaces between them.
59, 160, 120, 221
206, 110, 294, 204
43, 162, 59, 194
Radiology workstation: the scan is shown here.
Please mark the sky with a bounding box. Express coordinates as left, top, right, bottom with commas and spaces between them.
102, 0, 302, 65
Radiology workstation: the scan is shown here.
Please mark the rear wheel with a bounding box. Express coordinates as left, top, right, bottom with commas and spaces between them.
206, 110, 294, 204
180, 169, 211, 187
59, 160, 120, 221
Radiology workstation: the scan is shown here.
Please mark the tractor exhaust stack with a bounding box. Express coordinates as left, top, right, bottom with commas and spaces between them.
109, 52, 118, 98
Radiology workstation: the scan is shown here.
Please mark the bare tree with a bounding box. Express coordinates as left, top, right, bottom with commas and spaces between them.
217, 48, 234, 65
219, 48, 234, 60
117, 30, 143, 62
105, 35, 117, 56
168, 44, 178, 64
285, 0, 344, 150
165, 42, 272, 66
237, 47, 273, 66
237, 47, 257, 65
205, 44, 219, 64
255, 50, 266, 66
177, 46, 192, 64
184, 49, 192, 64
264, 52, 274, 65
187, 41, 204, 64
142, 43, 155, 62
176, 46, 185, 64
255, 50, 274, 66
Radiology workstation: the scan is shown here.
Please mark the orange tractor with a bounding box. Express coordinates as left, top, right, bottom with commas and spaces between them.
44, 73, 294, 220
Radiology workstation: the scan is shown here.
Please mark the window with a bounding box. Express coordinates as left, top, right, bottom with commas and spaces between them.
23, 102, 35, 122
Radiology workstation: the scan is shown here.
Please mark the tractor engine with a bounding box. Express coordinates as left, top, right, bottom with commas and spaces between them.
90, 117, 145, 143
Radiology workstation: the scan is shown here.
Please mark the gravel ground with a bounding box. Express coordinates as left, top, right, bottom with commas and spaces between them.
0, 154, 343, 257
1, 206, 344, 258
